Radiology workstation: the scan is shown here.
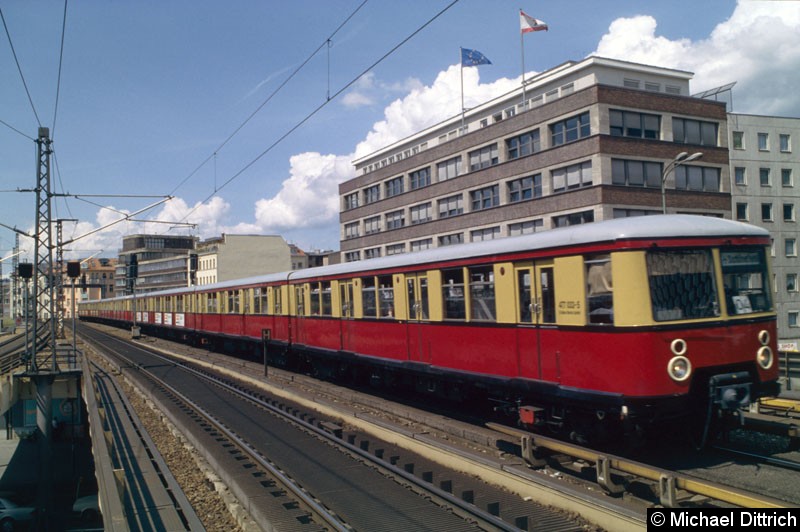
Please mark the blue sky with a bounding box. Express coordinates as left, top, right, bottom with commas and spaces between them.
1, 0, 799, 261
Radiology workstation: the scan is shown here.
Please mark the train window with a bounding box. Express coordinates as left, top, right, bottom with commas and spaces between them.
586, 255, 613, 324
176, 295, 184, 313
406, 275, 429, 320
378, 276, 395, 318
517, 270, 533, 323
540, 267, 556, 323
442, 269, 466, 320
207, 292, 218, 313
647, 250, 719, 321
295, 285, 306, 316
310, 283, 321, 315
273, 287, 282, 315
321, 281, 332, 316
340, 281, 354, 318
362, 277, 377, 318
228, 290, 240, 313
720, 247, 772, 314
254, 287, 268, 314
469, 266, 496, 321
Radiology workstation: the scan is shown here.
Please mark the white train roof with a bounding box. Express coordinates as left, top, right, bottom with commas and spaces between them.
112, 215, 768, 301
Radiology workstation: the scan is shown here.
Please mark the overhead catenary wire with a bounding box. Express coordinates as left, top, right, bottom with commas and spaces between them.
51, 0, 69, 139
176, 0, 461, 226
0, 6, 42, 128
167, 0, 370, 197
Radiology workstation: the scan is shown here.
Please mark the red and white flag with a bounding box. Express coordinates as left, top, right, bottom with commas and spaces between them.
520, 10, 548, 33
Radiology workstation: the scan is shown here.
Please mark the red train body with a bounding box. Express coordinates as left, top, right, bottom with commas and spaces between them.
80, 216, 781, 439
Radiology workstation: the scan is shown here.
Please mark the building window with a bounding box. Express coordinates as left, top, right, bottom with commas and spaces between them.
553, 161, 592, 193
782, 169, 793, 187
410, 238, 432, 252
410, 167, 431, 189
438, 233, 463, 247
762, 203, 773, 222
438, 195, 464, 218
344, 222, 360, 239
344, 251, 360, 262
674, 165, 720, 192
508, 174, 542, 202
471, 227, 500, 242
471, 185, 499, 211
609, 110, 660, 139
385, 210, 405, 230
787, 273, 798, 293
344, 192, 359, 210
673, 118, 718, 146
363, 185, 380, 204
437, 156, 462, 182
364, 216, 381, 234
734, 167, 746, 186
550, 111, 590, 146
732, 131, 745, 150
758, 132, 769, 151
364, 247, 381, 259
787, 238, 797, 257
553, 210, 594, 227
784, 203, 795, 222
410, 202, 432, 225
760, 168, 771, 186
611, 159, 662, 187
506, 129, 540, 159
736, 203, 749, 221
385, 176, 404, 198
789, 311, 799, 328
468, 144, 498, 171
508, 219, 543, 235
386, 243, 405, 256
780, 133, 791, 153
613, 208, 660, 218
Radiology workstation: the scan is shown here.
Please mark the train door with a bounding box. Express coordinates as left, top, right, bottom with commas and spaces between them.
291, 284, 306, 346
339, 281, 355, 351
405, 273, 430, 362
515, 262, 556, 380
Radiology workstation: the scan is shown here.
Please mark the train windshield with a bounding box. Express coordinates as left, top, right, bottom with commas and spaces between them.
720, 247, 772, 315
646, 250, 719, 321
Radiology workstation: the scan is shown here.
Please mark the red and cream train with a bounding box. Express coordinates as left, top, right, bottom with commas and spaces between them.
79, 215, 780, 440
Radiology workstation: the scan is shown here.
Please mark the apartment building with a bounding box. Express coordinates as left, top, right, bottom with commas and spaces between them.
195, 234, 292, 285
729, 113, 800, 348
339, 56, 731, 262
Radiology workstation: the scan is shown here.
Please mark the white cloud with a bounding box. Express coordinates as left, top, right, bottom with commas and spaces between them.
254, 151, 353, 229
594, 0, 800, 116
354, 65, 519, 159
79, 0, 800, 254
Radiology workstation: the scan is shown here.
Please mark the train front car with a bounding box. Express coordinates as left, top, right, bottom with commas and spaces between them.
540, 215, 780, 446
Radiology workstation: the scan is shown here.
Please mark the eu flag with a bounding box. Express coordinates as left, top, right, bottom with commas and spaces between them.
461, 48, 492, 67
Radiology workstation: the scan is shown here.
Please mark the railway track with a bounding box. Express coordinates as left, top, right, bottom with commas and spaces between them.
79, 322, 800, 530
80, 324, 592, 531
85, 356, 204, 530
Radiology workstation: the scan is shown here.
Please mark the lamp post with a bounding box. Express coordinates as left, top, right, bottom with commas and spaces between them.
661, 151, 703, 214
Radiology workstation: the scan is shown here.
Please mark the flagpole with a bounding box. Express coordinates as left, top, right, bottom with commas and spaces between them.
520, 9, 526, 107
460, 47, 465, 133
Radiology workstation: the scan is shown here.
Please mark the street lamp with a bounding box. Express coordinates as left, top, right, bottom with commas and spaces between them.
661, 151, 703, 214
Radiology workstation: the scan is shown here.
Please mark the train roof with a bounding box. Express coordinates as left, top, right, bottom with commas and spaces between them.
106, 215, 768, 301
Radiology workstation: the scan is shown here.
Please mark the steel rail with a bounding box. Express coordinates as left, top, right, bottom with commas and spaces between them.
81, 329, 349, 532
488, 422, 795, 509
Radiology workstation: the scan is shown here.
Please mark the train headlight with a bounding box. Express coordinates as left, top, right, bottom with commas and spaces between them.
758, 330, 770, 346
757, 346, 774, 370
667, 355, 692, 382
